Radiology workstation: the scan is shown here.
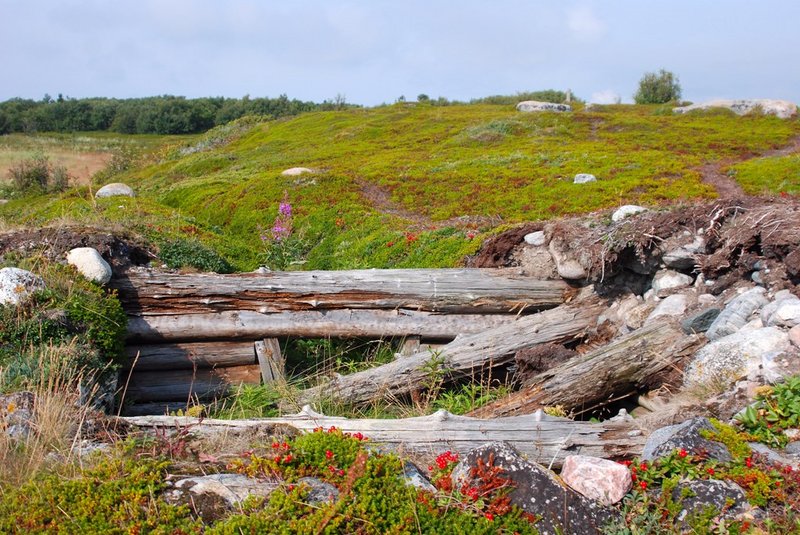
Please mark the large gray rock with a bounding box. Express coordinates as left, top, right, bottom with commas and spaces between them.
760, 290, 798, 325
681, 307, 722, 334
516, 101, 572, 113
662, 235, 705, 270
646, 294, 688, 322
673, 99, 797, 119
402, 461, 437, 493
668, 479, 753, 527
0, 267, 45, 306
705, 287, 768, 341
652, 270, 693, 297
611, 205, 647, 222
451, 442, 617, 534
768, 299, 800, 328
684, 327, 791, 386
573, 173, 597, 184
66, 247, 112, 285
642, 417, 731, 463
560, 455, 631, 505
165, 473, 280, 523
548, 237, 588, 280
0, 391, 35, 439
95, 182, 135, 198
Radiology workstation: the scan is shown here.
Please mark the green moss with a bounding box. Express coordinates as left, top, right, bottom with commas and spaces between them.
727, 152, 800, 196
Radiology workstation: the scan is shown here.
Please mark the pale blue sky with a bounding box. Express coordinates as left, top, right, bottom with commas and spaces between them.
1, 0, 798, 105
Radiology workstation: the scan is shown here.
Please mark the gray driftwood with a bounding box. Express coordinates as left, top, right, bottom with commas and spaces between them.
113, 268, 572, 315
469, 322, 704, 418
124, 365, 261, 402
121, 405, 646, 468
124, 341, 257, 370
256, 339, 285, 384
127, 309, 524, 342
296, 299, 604, 408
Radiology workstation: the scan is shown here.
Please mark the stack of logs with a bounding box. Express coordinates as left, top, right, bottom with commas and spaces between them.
113, 268, 573, 415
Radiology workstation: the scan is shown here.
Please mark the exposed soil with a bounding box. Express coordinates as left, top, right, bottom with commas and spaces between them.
0, 226, 153, 271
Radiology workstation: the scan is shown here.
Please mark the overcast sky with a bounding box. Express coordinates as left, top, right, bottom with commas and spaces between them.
2, 0, 798, 106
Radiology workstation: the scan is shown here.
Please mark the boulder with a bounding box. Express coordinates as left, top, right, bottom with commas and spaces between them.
165, 473, 280, 523
560, 455, 631, 505
642, 417, 731, 463
451, 442, 617, 534
280, 167, 314, 176
516, 101, 572, 113
0, 267, 45, 306
790, 325, 800, 348
662, 235, 705, 270
673, 99, 798, 119
611, 205, 647, 222
681, 308, 722, 334
705, 287, 768, 341
66, 247, 112, 285
684, 327, 791, 386
95, 182, 135, 198
516, 245, 559, 279
0, 391, 35, 439
651, 270, 693, 297
298, 477, 339, 505
747, 442, 800, 470
573, 173, 596, 184
646, 294, 688, 322
548, 238, 588, 280
523, 231, 546, 247
760, 290, 797, 325
768, 300, 800, 328
402, 461, 437, 493
668, 479, 753, 527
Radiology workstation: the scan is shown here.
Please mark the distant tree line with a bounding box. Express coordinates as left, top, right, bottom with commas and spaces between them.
0, 94, 349, 135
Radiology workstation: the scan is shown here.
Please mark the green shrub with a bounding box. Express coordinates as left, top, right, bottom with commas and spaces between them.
634, 69, 682, 104
158, 238, 234, 273
6, 154, 70, 195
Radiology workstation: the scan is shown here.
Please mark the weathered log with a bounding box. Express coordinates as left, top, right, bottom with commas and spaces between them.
126, 309, 523, 342
112, 268, 572, 315
469, 322, 704, 418
256, 339, 285, 384
123, 342, 257, 370
121, 406, 646, 468
296, 299, 604, 408
123, 365, 261, 402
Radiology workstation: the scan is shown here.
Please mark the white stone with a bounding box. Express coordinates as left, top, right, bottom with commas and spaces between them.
611, 205, 647, 222
95, 182, 135, 198
516, 100, 572, 113
673, 99, 798, 119
281, 167, 314, 176
560, 455, 631, 505
548, 238, 588, 280
652, 270, 693, 297
760, 291, 798, 325
0, 267, 45, 306
170, 473, 279, 507
768, 301, 800, 328
573, 173, 596, 184
684, 327, 791, 387
647, 294, 688, 322
66, 248, 112, 285
523, 231, 546, 247
698, 294, 717, 306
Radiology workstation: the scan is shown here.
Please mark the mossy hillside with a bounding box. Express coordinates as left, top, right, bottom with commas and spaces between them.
728, 152, 800, 196
4, 104, 798, 271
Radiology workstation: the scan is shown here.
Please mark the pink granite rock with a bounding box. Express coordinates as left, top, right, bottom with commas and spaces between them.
789, 325, 800, 348
560, 455, 632, 505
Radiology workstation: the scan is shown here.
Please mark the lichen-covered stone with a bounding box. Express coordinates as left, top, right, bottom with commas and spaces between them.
0, 267, 45, 306
611, 205, 647, 222
451, 442, 618, 534
0, 391, 35, 439
95, 182, 135, 198
516, 101, 571, 113
668, 479, 753, 527
642, 417, 731, 463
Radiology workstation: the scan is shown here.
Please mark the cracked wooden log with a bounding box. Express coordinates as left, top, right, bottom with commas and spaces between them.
126, 309, 523, 343
469, 322, 705, 419
112, 268, 573, 316
123, 365, 261, 403
296, 299, 604, 408
120, 405, 646, 469
123, 341, 258, 370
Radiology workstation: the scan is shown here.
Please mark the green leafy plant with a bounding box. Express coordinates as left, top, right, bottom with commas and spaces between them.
158, 238, 233, 273
735, 376, 800, 448
633, 69, 682, 104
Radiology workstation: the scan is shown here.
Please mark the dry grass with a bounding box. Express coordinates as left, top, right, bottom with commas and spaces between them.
0, 341, 97, 486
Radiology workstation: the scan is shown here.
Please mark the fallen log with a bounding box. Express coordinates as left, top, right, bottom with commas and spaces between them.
120, 405, 646, 469
124, 341, 257, 370
126, 309, 523, 343
296, 299, 604, 408
112, 268, 572, 315
123, 365, 261, 403
469, 322, 704, 418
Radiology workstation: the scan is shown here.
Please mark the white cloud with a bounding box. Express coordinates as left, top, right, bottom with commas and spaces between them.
590, 89, 621, 104
567, 6, 607, 40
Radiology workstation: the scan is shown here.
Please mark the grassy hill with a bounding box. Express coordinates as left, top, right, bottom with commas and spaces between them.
2, 103, 798, 271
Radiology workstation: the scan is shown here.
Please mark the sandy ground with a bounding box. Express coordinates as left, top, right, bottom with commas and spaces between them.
0, 149, 113, 186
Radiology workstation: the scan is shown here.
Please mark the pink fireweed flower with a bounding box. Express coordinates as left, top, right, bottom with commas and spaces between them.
279, 201, 292, 218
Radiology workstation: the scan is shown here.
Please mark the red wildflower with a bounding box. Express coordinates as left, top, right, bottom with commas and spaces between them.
707, 467, 715, 476
325, 450, 334, 460
639, 481, 647, 490
484, 513, 494, 521
678, 449, 688, 458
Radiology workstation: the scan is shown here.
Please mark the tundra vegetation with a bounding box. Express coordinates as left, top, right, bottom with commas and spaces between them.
0, 93, 799, 532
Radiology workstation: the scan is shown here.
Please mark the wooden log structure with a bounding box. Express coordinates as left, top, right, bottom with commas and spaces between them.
127, 309, 525, 343
123, 341, 258, 370
296, 299, 605, 408
123, 365, 262, 403
121, 405, 647, 469
469, 322, 705, 418
112, 268, 573, 316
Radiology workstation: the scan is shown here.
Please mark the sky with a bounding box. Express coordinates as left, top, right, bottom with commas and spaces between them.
1, 0, 799, 106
